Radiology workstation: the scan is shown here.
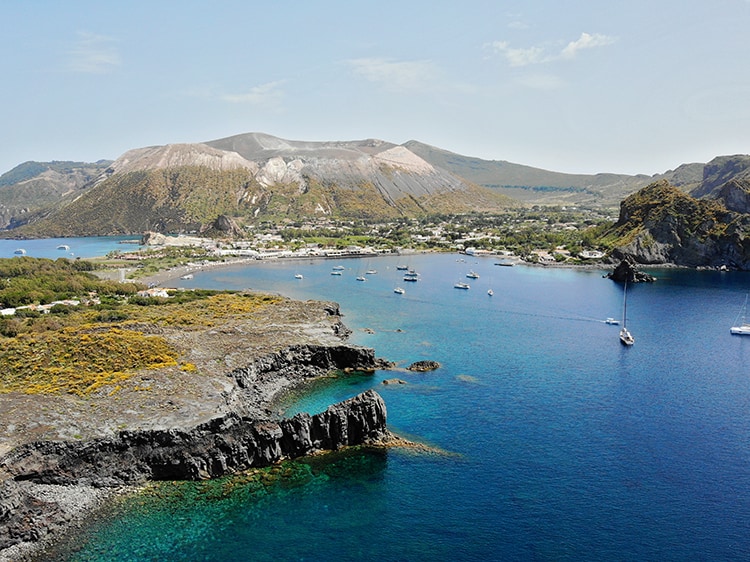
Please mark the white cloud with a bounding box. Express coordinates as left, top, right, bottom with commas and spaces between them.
560, 32, 617, 60
222, 81, 285, 107
346, 57, 438, 92
490, 41, 548, 67
67, 31, 120, 74
490, 32, 616, 67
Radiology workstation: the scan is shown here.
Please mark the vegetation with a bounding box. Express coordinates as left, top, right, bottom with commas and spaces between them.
0, 327, 179, 395
0, 257, 139, 308
0, 257, 280, 395
598, 180, 735, 248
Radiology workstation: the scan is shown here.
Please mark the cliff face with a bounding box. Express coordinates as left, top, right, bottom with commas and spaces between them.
1, 390, 387, 487
0, 339, 389, 556
0, 390, 387, 554
606, 180, 750, 269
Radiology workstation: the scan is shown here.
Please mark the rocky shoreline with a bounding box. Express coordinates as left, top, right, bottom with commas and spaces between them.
0, 296, 394, 561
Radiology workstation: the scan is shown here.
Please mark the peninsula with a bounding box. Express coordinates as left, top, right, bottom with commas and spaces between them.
0, 260, 392, 560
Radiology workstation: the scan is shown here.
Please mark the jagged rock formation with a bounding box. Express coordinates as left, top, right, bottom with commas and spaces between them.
605, 179, 750, 270
0, 294, 394, 559
0, 390, 386, 556
406, 360, 441, 372
1, 390, 386, 486
606, 258, 656, 283
201, 214, 244, 238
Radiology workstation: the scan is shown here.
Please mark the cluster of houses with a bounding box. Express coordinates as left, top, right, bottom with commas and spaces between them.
1, 298, 88, 317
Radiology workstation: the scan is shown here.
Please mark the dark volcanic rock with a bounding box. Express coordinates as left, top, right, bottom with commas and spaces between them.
606, 258, 656, 283
0, 390, 387, 487
407, 360, 441, 372
0, 340, 392, 558
0, 390, 387, 554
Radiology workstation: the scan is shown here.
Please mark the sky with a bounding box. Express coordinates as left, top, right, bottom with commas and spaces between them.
2, 0, 750, 177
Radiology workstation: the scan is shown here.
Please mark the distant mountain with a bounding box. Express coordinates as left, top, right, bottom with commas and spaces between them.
688, 155, 750, 214
0, 160, 111, 229
7, 134, 514, 237
403, 140, 705, 207
2, 133, 749, 242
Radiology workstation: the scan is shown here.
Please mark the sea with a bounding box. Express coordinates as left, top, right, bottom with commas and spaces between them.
6, 239, 750, 561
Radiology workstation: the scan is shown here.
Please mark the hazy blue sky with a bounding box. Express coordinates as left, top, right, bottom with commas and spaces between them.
2, 1, 749, 176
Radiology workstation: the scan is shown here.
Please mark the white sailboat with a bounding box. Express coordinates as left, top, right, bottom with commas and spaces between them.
619, 280, 635, 346
730, 294, 750, 335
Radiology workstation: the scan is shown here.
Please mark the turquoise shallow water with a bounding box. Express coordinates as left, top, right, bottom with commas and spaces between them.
45, 254, 750, 561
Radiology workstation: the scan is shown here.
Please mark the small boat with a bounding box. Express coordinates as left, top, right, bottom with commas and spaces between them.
487, 289, 494, 296
396, 265, 408, 271
331, 270, 342, 276
394, 287, 405, 294
57, 244, 70, 250
730, 294, 750, 335
620, 327, 635, 346
14, 248, 25, 255
454, 282, 470, 290
495, 260, 515, 267
403, 270, 420, 282
619, 281, 634, 346
605, 317, 620, 325
332, 265, 345, 270
356, 276, 366, 281
365, 269, 377, 275
466, 271, 479, 279
294, 274, 303, 279
180, 273, 194, 280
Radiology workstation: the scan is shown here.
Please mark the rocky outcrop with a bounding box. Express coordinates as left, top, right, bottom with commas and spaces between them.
606, 258, 656, 283
0, 339, 392, 558
606, 180, 750, 270
406, 360, 441, 372
1, 390, 386, 487
0, 390, 387, 555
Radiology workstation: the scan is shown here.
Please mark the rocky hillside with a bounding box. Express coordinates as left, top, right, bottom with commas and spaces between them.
602, 179, 750, 269
404, 140, 705, 207
0, 160, 111, 229
7, 134, 514, 237
689, 154, 750, 213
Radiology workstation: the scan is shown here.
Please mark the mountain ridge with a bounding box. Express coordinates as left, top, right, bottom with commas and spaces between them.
0, 132, 748, 239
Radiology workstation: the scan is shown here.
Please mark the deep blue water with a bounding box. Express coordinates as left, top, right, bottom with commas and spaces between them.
49, 254, 750, 561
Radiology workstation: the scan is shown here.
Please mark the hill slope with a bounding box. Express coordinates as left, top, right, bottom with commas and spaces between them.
0, 160, 111, 229
10, 134, 514, 237
404, 140, 705, 207
601, 179, 750, 269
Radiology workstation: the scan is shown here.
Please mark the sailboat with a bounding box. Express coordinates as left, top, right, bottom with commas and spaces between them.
730, 294, 750, 335
619, 280, 635, 346
620, 279, 635, 346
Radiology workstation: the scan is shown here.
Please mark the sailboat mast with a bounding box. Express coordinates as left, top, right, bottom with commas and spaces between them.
622, 280, 628, 328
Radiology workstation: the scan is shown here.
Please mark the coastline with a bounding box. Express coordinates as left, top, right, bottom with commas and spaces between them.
0, 281, 391, 559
